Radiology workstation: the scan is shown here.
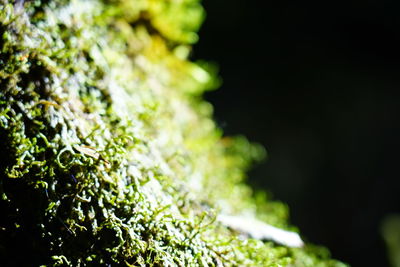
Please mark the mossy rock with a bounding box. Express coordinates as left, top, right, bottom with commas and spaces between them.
0, 0, 347, 266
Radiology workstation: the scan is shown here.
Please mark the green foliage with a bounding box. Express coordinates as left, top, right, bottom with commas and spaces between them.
381, 214, 400, 267
0, 0, 346, 266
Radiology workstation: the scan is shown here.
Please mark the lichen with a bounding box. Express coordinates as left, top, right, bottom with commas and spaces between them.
0, 0, 346, 266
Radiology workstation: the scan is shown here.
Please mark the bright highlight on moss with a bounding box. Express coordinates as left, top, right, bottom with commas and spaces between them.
0, 0, 346, 266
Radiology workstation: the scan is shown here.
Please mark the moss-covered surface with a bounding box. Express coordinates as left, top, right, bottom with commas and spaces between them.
0, 0, 347, 266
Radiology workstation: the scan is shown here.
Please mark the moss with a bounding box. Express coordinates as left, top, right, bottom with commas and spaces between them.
0, 0, 347, 266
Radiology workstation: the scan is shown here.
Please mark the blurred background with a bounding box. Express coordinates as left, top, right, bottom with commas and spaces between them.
193, 0, 400, 266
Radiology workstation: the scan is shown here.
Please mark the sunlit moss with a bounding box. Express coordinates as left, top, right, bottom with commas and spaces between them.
0, 0, 346, 266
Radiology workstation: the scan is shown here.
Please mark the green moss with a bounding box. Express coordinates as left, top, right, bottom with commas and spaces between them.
0, 0, 347, 266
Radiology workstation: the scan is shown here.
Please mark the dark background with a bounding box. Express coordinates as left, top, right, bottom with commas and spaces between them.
193, 1, 400, 266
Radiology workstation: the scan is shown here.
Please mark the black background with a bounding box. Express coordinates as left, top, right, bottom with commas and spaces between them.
193, 1, 400, 266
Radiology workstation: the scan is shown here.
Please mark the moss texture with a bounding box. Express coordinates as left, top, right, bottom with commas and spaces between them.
0, 0, 346, 266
